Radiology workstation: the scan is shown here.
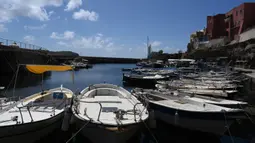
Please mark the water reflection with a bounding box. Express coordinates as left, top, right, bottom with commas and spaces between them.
4, 64, 135, 98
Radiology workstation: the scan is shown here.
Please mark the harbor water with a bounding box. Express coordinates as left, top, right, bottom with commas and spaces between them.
2, 64, 254, 143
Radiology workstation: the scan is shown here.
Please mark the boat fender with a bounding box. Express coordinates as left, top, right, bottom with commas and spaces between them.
148, 110, 156, 128
174, 110, 179, 125
70, 114, 76, 125
61, 107, 72, 131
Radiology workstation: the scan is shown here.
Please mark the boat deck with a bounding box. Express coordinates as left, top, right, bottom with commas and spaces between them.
78, 95, 146, 125
76, 86, 148, 126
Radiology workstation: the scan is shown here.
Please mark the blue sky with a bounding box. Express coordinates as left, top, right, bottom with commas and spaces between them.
0, 0, 253, 58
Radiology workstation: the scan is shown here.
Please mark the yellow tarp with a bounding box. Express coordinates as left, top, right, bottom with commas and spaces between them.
26, 65, 73, 74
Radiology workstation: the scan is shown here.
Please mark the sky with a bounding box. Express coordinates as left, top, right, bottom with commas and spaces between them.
0, 0, 254, 58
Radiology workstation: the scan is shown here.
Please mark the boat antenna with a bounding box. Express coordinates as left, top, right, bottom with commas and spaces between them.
61, 84, 63, 92
41, 73, 44, 93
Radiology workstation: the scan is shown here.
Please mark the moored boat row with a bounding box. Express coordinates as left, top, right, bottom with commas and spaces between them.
0, 64, 148, 143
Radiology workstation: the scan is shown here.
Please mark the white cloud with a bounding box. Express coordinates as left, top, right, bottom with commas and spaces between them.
72, 9, 99, 21
0, 0, 64, 22
55, 33, 116, 50
97, 33, 103, 37
151, 41, 162, 47
71, 35, 112, 49
57, 41, 67, 46
0, 24, 7, 32
65, 0, 82, 11
50, 31, 75, 40
24, 24, 47, 30
49, 11, 55, 17
53, 33, 147, 58
23, 35, 35, 43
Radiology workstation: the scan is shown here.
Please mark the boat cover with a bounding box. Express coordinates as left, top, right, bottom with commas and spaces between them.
26, 65, 73, 74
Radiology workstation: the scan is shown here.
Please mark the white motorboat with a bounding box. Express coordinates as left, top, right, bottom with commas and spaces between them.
168, 81, 237, 90
132, 88, 247, 109
72, 84, 148, 143
134, 90, 246, 135
0, 64, 74, 143
178, 88, 237, 98
158, 79, 238, 90
184, 94, 248, 109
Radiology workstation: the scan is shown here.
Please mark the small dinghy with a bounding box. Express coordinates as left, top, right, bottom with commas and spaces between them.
72, 84, 148, 143
0, 86, 73, 143
0, 64, 74, 143
133, 89, 247, 135
0, 98, 16, 111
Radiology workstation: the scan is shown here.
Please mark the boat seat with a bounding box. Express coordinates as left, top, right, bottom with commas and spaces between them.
88, 89, 121, 98
102, 107, 118, 112
52, 92, 65, 99
81, 100, 122, 104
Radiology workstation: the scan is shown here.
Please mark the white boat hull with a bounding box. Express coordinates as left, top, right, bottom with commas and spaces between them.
0, 112, 63, 143
154, 110, 231, 135
74, 117, 142, 143
148, 101, 244, 135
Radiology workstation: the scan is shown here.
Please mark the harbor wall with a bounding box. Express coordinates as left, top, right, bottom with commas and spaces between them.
0, 45, 53, 75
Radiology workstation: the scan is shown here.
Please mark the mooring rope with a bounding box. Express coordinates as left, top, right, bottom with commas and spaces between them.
142, 120, 159, 143
3, 72, 16, 97
3, 55, 14, 72
222, 110, 235, 143
239, 104, 255, 124
65, 120, 91, 143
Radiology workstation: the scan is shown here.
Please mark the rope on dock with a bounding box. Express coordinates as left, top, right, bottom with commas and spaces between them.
142, 120, 159, 143
65, 120, 91, 143
223, 110, 235, 143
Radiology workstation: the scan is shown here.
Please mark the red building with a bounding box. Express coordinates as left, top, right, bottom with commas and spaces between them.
225, 3, 255, 41
206, 14, 226, 40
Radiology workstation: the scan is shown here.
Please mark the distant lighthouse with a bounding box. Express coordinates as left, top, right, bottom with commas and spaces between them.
147, 36, 151, 59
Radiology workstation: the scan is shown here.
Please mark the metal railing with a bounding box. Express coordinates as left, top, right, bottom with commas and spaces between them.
76, 100, 146, 122
0, 38, 48, 51
78, 101, 102, 121
133, 102, 147, 121
16, 101, 59, 123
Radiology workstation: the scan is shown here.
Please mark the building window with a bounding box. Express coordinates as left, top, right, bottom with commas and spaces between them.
240, 9, 243, 15
236, 11, 238, 16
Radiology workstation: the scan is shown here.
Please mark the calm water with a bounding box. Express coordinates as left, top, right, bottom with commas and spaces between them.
2, 64, 254, 143
5, 64, 135, 98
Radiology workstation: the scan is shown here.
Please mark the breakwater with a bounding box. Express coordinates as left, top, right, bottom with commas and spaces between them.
0, 39, 141, 79
49, 52, 140, 64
